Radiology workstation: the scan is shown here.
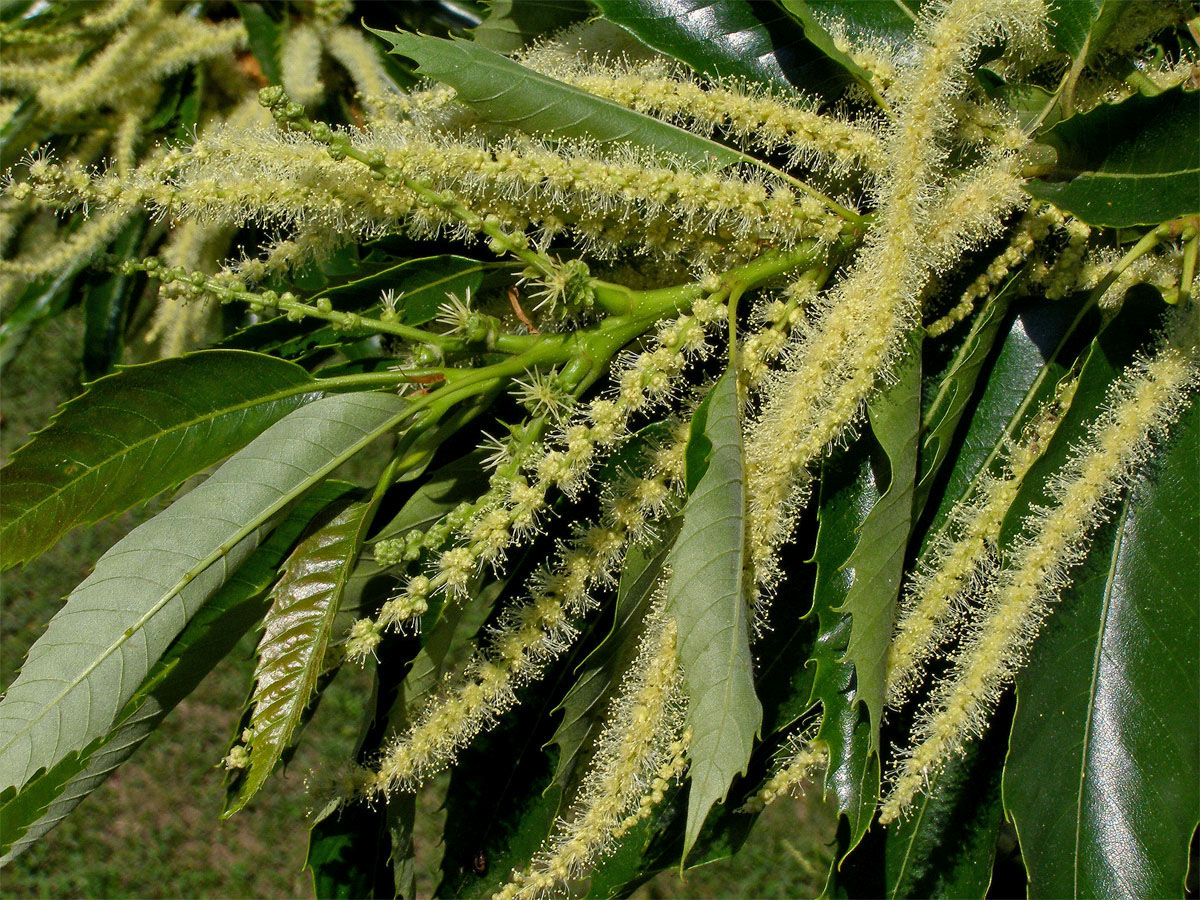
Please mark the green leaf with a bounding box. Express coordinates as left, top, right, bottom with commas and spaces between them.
592, 0, 847, 96
472, 0, 589, 53
665, 368, 760, 861
370, 31, 746, 168
926, 298, 1090, 539
0, 350, 320, 569
1045, 0, 1117, 58
81, 215, 145, 379
806, 434, 882, 859
1003, 374, 1198, 897
233, 1, 284, 84
0, 481, 355, 862
839, 345, 920, 747
230, 499, 377, 813
916, 286, 1014, 517
1025, 87, 1200, 227
0, 391, 408, 796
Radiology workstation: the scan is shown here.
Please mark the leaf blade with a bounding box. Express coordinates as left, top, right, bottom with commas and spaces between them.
0, 350, 319, 569
0, 480, 357, 862
1003, 391, 1198, 899
0, 391, 407, 794
1025, 88, 1200, 228
665, 369, 760, 860
231, 499, 375, 812
840, 345, 921, 747
370, 31, 745, 168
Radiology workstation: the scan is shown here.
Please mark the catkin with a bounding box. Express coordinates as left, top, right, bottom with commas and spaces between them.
881, 309, 1199, 823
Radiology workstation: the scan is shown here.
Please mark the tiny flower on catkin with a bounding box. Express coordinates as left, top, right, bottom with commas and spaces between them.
885, 376, 1077, 707
497, 613, 684, 900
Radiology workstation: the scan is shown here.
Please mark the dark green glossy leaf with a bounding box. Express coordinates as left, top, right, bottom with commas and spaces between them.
777, 0, 922, 106
472, 0, 589, 53
917, 287, 1014, 517
665, 368, 759, 861
1004, 350, 1197, 897
806, 432, 882, 859
81, 215, 145, 379
230, 499, 376, 813
1025, 88, 1200, 227
926, 298, 1092, 539
839, 346, 920, 746
592, 0, 847, 96
0, 391, 407, 799
0, 480, 356, 862
371, 30, 746, 168
0, 350, 319, 569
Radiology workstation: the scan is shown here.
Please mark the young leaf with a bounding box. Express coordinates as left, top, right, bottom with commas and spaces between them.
229, 498, 377, 813
1025, 87, 1200, 228
1003, 385, 1198, 898
0, 391, 408, 796
840, 345, 921, 747
0, 351, 320, 569
665, 368, 761, 861
592, 0, 847, 96
369, 31, 746, 169
0, 481, 356, 862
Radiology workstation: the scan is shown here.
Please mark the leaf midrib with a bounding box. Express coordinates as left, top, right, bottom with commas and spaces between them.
0, 401, 407, 772
1072, 497, 1130, 898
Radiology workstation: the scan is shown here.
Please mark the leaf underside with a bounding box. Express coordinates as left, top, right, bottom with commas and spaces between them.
0, 391, 407, 796
665, 368, 761, 861
0, 350, 317, 569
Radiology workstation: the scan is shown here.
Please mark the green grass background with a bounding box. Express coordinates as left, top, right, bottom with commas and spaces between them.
1, 311, 833, 899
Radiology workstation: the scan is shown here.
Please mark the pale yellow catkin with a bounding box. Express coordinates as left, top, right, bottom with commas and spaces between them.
885, 377, 1077, 708
496, 615, 684, 900
745, 0, 1045, 595
362, 432, 690, 796
742, 738, 827, 814
881, 310, 1199, 823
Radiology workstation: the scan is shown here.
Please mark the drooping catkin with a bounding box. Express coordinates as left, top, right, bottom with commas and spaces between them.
881, 308, 1199, 823
361, 431, 690, 795
495, 614, 685, 900
745, 0, 1046, 596
885, 376, 1077, 707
